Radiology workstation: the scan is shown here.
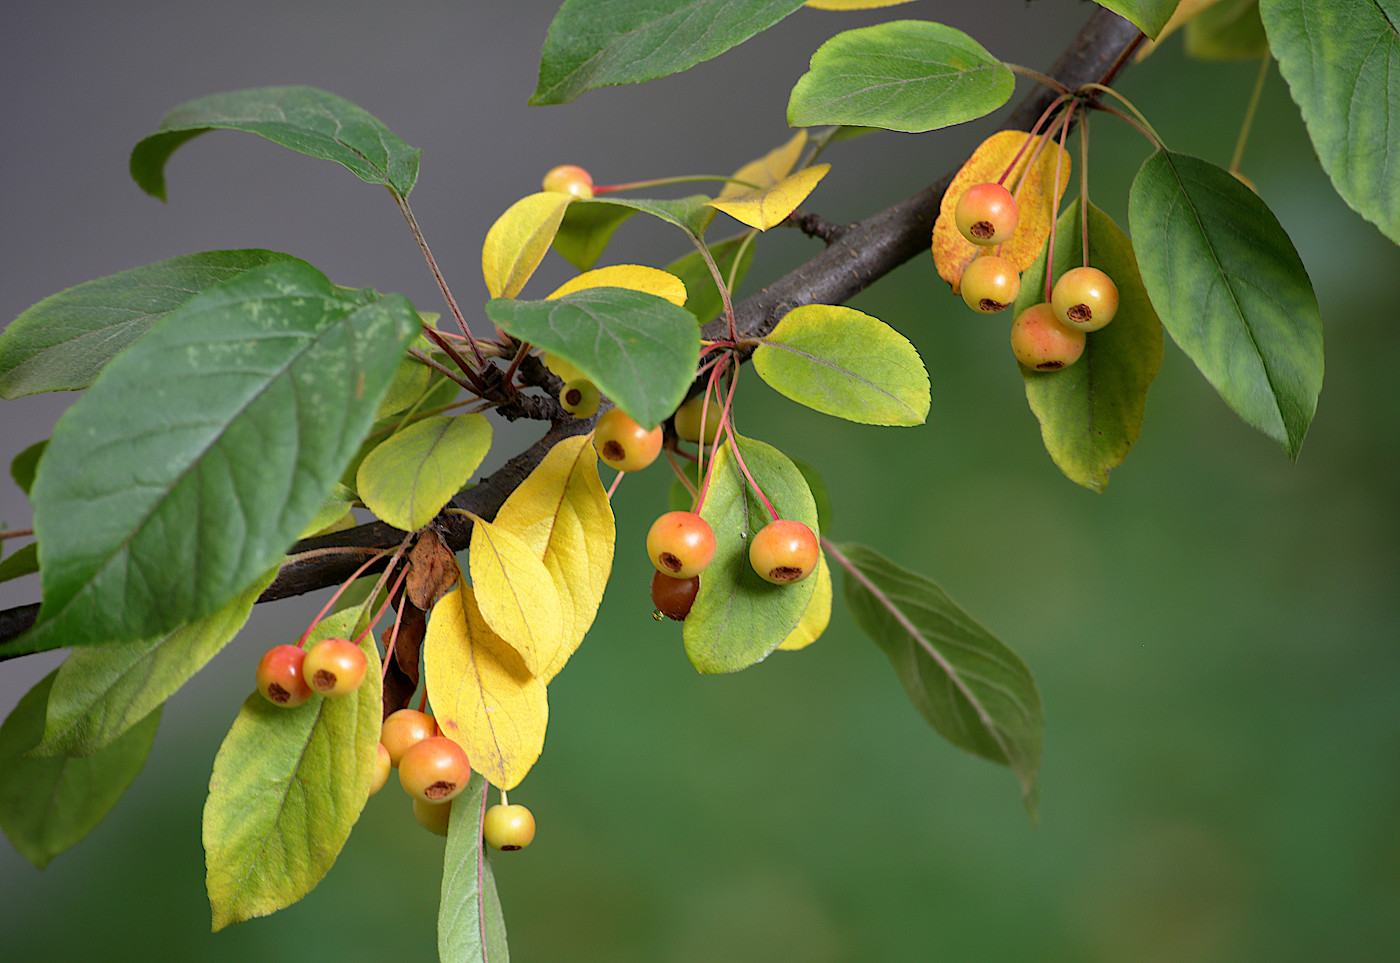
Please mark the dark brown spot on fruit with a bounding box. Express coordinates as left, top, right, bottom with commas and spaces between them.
564, 388, 582, 406
970, 220, 994, 239
660, 552, 682, 573
424, 781, 457, 800
602, 440, 625, 461
500, 844, 521, 851
1036, 361, 1065, 370
313, 669, 337, 689
268, 683, 290, 704
979, 298, 1006, 312
769, 566, 804, 583
1068, 304, 1091, 323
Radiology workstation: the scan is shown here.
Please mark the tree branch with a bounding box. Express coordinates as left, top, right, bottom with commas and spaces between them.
0, 8, 1143, 654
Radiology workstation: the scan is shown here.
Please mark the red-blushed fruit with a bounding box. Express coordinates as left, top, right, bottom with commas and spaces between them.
1051, 266, 1119, 331
651, 570, 700, 621
559, 378, 600, 418
370, 743, 392, 795
541, 164, 594, 199
593, 408, 663, 472
645, 511, 716, 578
749, 519, 819, 585
959, 256, 1020, 313
413, 798, 452, 837
302, 637, 368, 697
399, 735, 472, 803
1010, 302, 1086, 370
954, 182, 1019, 245
256, 644, 314, 708
483, 803, 536, 851
381, 708, 439, 766
672, 396, 721, 445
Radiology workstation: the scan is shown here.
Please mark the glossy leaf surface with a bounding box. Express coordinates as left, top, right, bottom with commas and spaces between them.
485, 287, 700, 430
1014, 200, 1163, 491
131, 86, 420, 199
684, 437, 818, 673
36, 568, 278, 756
0, 672, 160, 869
493, 435, 615, 684
357, 413, 492, 532
834, 542, 1043, 812
532, 0, 809, 104
1261, 0, 1400, 244
19, 261, 417, 656
204, 611, 381, 931
439, 774, 509, 963
0, 250, 298, 398
1129, 150, 1322, 457
788, 21, 1013, 132
753, 304, 929, 425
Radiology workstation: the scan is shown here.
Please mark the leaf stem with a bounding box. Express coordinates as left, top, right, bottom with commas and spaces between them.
999, 93, 1074, 186
1230, 53, 1271, 175
593, 174, 763, 195
1078, 83, 1165, 149
1079, 111, 1091, 266
1044, 105, 1075, 303
686, 231, 738, 341
1004, 62, 1072, 96
393, 192, 487, 368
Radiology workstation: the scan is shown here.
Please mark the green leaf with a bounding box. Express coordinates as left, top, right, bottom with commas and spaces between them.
1261, 0, 1400, 245
34, 568, 278, 757
357, 413, 493, 532
1013, 200, 1164, 491
131, 86, 421, 200
1091, 0, 1177, 37
684, 436, 818, 673
439, 773, 510, 963
787, 21, 1014, 133
376, 355, 434, 419
554, 202, 636, 271
0, 671, 161, 869
791, 457, 834, 535
0, 543, 39, 585
10, 439, 46, 495
1186, 0, 1267, 60
203, 609, 381, 931
16, 261, 418, 657
752, 304, 930, 425
667, 234, 755, 326
0, 250, 299, 398
299, 482, 359, 539
1129, 150, 1323, 457
832, 541, 1043, 813
572, 195, 717, 239
532, 0, 809, 105
484, 288, 701, 430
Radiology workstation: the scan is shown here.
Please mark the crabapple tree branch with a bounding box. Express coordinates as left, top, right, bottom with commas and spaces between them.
0, 8, 1143, 653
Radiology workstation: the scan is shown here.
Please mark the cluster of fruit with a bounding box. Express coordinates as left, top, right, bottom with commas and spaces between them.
256, 646, 532, 849
953, 181, 1119, 370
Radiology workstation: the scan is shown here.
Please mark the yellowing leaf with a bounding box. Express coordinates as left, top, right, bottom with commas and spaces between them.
467, 516, 564, 677
481, 192, 573, 299
357, 413, 492, 532
805, 0, 919, 8
493, 435, 615, 683
547, 264, 688, 306
719, 130, 808, 200
542, 352, 584, 383
425, 581, 548, 791
932, 131, 1070, 293
707, 164, 831, 231
778, 550, 831, 650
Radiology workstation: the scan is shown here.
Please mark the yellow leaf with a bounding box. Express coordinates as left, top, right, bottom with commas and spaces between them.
467, 515, 564, 677
1136, 0, 1228, 60
718, 130, 808, 200
547, 264, 688, 306
806, 0, 917, 8
778, 550, 832, 650
707, 164, 831, 231
481, 192, 572, 299
932, 131, 1070, 294
493, 435, 615, 683
425, 581, 547, 791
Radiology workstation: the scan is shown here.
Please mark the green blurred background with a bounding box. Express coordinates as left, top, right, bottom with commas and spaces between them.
2, 2, 1397, 961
